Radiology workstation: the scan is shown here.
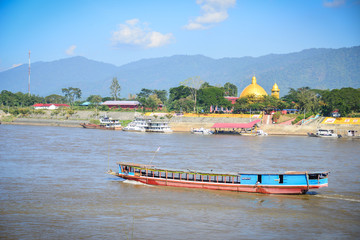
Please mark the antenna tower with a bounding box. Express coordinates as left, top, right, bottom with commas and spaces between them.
28, 50, 31, 96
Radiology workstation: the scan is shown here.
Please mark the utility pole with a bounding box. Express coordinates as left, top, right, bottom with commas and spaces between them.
28, 50, 31, 96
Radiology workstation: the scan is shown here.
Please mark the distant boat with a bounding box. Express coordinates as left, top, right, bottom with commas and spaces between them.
122, 117, 148, 132
123, 117, 172, 133
256, 130, 268, 136
80, 115, 122, 130
191, 127, 213, 135
108, 162, 329, 195
344, 130, 360, 139
145, 121, 173, 133
307, 129, 341, 138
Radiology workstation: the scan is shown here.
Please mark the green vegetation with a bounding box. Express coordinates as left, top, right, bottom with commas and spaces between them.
0, 115, 16, 122
110, 77, 121, 100
62, 87, 82, 105
89, 119, 100, 124
1, 81, 360, 121
224, 82, 238, 97
318, 88, 360, 117
136, 88, 167, 113
292, 112, 314, 125
121, 120, 132, 127
0, 90, 44, 107
180, 76, 204, 113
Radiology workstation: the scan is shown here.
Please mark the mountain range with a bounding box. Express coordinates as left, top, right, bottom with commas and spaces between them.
1, 46, 359, 99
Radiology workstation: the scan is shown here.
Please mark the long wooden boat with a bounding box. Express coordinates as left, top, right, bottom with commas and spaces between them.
108, 162, 329, 195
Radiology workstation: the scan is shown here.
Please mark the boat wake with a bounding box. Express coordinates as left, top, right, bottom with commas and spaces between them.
315, 194, 360, 203
123, 180, 149, 186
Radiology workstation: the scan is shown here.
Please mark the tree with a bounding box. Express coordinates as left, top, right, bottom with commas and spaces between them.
101, 96, 113, 102
200, 82, 212, 89
170, 96, 194, 113
293, 87, 319, 113
180, 76, 204, 113
0, 90, 44, 107
320, 88, 360, 116
233, 98, 249, 114
87, 95, 102, 116
136, 89, 167, 112
45, 94, 65, 104
261, 95, 281, 110
224, 82, 238, 97
153, 90, 167, 104
197, 87, 231, 112
168, 86, 191, 103
282, 87, 320, 113
282, 88, 297, 102
88, 95, 102, 106
62, 87, 82, 105
137, 88, 153, 99
147, 94, 162, 112
110, 77, 121, 100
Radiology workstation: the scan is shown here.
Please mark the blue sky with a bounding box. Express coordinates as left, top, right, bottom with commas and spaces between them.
0, 0, 359, 71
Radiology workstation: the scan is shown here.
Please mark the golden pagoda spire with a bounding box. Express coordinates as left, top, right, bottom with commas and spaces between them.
271, 83, 280, 99
239, 75, 268, 99
252, 76, 257, 84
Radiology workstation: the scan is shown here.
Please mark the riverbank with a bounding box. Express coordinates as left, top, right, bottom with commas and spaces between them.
1, 110, 359, 136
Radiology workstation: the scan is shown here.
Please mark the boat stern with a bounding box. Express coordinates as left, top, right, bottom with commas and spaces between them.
308, 172, 329, 189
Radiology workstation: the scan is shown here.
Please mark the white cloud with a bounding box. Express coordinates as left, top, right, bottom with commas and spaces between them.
66, 45, 77, 55
184, 0, 236, 30
323, 0, 346, 7
111, 18, 174, 48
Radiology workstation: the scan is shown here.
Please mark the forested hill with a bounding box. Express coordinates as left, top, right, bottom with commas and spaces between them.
0, 46, 359, 98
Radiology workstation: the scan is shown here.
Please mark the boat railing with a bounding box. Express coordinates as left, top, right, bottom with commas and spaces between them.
136, 167, 244, 184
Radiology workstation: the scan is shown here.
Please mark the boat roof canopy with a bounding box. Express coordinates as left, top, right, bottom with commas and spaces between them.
211, 119, 261, 129
117, 162, 329, 176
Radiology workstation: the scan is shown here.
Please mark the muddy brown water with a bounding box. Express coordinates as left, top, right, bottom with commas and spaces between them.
0, 125, 359, 239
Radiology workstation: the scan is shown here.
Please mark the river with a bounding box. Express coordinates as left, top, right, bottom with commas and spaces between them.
0, 125, 359, 239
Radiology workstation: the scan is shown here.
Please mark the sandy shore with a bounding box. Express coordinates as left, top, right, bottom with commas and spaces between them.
2, 111, 359, 136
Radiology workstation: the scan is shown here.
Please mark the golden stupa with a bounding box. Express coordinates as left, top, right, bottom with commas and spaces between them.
239, 76, 268, 98
271, 83, 280, 99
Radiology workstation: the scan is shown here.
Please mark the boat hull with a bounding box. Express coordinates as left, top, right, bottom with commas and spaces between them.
80, 123, 122, 130
109, 162, 329, 195
116, 173, 326, 195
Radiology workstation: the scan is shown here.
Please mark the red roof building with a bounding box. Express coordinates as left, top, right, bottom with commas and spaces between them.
224, 96, 238, 104
211, 119, 261, 129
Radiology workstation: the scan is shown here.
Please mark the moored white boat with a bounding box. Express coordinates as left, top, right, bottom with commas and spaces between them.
307, 129, 341, 138
191, 127, 213, 135
256, 130, 268, 136
122, 117, 149, 132
145, 121, 173, 133
123, 117, 172, 133
99, 115, 122, 129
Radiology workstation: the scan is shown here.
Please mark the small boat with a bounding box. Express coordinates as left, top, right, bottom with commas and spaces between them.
343, 130, 360, 139
191, 127, 213, 135
108, 162, 329, 195
256, 130, 268, 136
307, 129, 341, 138
80, 115, 122, 130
